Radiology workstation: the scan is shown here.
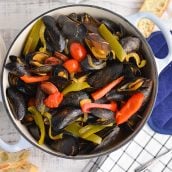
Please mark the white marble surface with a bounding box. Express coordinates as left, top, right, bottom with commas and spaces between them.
0, 1, 171, 172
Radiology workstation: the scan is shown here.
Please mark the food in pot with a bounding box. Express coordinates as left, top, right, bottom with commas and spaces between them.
5, 13, 152, 156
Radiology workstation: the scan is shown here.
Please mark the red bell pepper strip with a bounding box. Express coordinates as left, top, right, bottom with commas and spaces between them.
91, 76, 124, 100
20, 75, 49, 83
44, 91, 63, 108
116, 92, 144, 125
81, 101, 117, 113
44, 57, 62, 65
40, 82, 59, 95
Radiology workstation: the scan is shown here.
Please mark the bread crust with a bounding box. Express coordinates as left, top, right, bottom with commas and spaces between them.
137, 0, 169, 37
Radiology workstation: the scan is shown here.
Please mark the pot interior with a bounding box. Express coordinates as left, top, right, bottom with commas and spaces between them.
1, 5, 157, 159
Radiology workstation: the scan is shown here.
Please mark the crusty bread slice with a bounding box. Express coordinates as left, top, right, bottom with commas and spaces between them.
0, 150, 39, 172
1, 162, 38, 172
137, 0, 169, 37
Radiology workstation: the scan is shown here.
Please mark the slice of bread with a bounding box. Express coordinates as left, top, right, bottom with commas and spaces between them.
137, 0, 169, 37
0, 150, 39, 172
1, 162, 38, 172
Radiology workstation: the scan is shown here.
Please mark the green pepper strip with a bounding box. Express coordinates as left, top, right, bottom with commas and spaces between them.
98, 24, 126, 62
43, 112, 63, 140
39, 22, 47, 53
65, 122, 102, 144
62, 82, 91, 95
23, 19, 43, 56
79, 124, 113, 139
28, 106, 45, 145
126, 52, 146, 68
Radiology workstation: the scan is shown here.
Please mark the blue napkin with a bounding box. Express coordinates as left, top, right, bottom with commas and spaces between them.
147, 31, 172, 135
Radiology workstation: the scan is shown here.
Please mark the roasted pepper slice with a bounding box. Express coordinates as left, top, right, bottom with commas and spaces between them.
116, 92, 144, 125
20, 75, 50, 83
39, 22, 47, 53
98, 24, 126, 62
62, 76, 91, 95
91, 76, 124, 100
126, 52, 146, 68
81, 101, 117, 113
28, 106, 45, 145
79, 124, 113, 139
23, 19, 43, 56
65, 122, 102, 144
43, 112, 63, 140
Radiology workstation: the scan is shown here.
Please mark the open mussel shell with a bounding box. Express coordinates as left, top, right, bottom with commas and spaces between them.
50, 134, 79, 156
25, 52, 49, 66
61, 91, 89, 107
8, 73, 36, 96
6, 87, 26, 120
52, 65, 69, 79
50, 76, 70, 92
43, 16, 65, 52
81, 54, 106, 71
51, 107, 83, 131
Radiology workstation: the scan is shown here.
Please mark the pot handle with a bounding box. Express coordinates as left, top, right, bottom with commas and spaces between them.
126, 12, 172, 75
0, 136, 32, 152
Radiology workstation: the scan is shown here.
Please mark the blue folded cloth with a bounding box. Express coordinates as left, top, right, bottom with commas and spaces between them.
147, 31, 172, 135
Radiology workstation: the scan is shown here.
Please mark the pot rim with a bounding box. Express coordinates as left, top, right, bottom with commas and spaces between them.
1, 4, 158, 159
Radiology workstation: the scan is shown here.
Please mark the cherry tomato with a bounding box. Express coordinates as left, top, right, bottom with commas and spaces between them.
70, 42, 87, 62
63, 59, 80, 74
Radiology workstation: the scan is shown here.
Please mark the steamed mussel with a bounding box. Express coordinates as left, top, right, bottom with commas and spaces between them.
5, 12, 152, 156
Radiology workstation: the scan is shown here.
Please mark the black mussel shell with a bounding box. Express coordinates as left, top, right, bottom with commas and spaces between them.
28, 124, 40, 141
61, 91, 89, 107
81, 55, 106, 71
120, 36, 141, 54
50, 134, 79, 156
43, 16, 65, 52
8, 73, 36, 96
30, 65, 53, 74
90, 109, 114, 120
101, 19, 126, 37
93, 126, 120, 152
57, 15, 87, 41
52, 65, 69, 79
51, 107, 83, 131
106, 90, 126, 102
6, 87, 26, 120
78, 138, 96, 154
35, 88, 46, 113
5, 62, 29, 76
50, 76, 70, 92
87, 63, 123, 89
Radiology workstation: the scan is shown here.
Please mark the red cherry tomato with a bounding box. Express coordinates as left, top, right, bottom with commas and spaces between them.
63, 59, 80, 73
70, 42, 87, 62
